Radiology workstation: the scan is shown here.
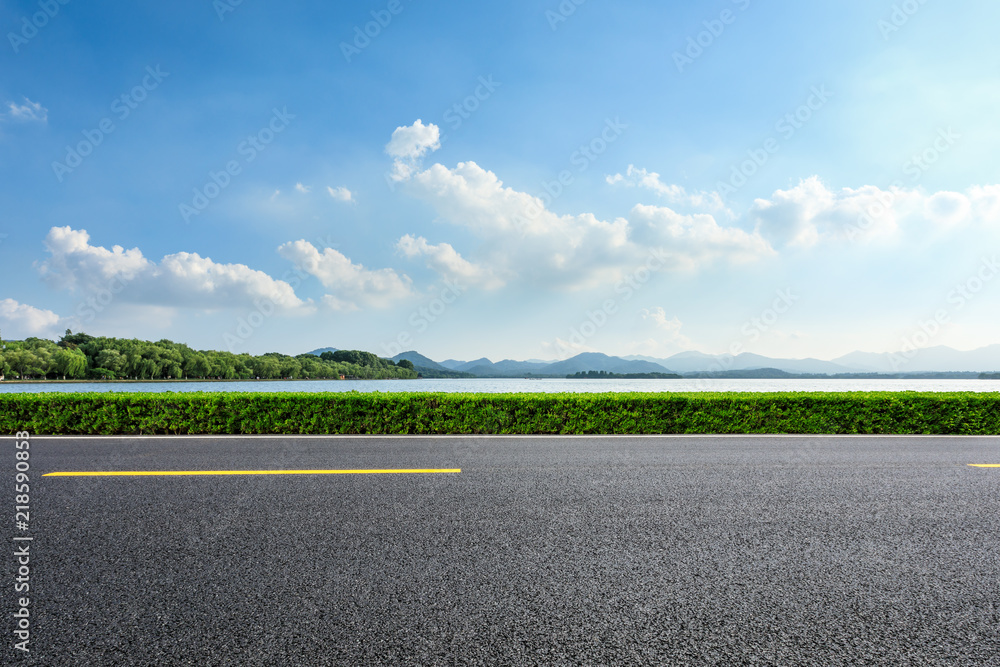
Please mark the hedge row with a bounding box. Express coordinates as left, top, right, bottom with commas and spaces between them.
2, 391, 1000, 435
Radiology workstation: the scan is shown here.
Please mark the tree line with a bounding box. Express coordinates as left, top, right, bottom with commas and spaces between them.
567, 370, 681, 379
0, 330, 417, 381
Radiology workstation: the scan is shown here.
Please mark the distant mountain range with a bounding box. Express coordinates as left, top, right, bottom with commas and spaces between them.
831, 345, 1000, 373
387, 351, 672, 377
623, 351, 858, 375
307, 345, 1000, 377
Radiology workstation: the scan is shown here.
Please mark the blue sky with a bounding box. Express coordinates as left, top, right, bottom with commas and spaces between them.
2, 0, 999, 362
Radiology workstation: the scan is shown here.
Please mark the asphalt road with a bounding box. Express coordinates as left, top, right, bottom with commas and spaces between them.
6, 435, 1000, 665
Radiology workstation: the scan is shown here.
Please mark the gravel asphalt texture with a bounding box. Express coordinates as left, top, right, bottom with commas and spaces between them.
5, 435, 1000, 665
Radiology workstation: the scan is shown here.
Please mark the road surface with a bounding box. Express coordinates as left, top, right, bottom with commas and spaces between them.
6, 435, 1000, 665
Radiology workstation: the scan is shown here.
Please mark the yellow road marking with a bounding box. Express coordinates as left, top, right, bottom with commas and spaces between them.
43, 468, 461, 477
968, 464, 1000, 468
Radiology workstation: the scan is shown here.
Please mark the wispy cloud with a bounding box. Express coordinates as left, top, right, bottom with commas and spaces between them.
6, 97, 48, 123
607, 165, 728, 213
396, 234, 503, 288
632, 307, 693, 355
327, 185, 354, 202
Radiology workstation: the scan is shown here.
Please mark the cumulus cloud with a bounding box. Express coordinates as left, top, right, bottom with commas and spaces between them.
327, 186, 354, 202
381, 119, 773, 289
386, 119, 441, 160
628, 204, 773, 270
384, 120, 1000, 303
750, 177, 898, 247
411, 161, 635, 287
396, 234, 503, 289
277, 240, 413, 311
386, 119, 441, 181
295, 183, 311, 193
37, 226, 312, 313
748, 176, 1000, 247
6, 97, 47, 123
607, 165, 728, 212
39, 227, 151, 289
0, 298, 61, 336
404, 160, 771, 288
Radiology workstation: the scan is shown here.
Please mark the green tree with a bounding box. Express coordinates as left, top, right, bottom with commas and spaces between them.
278, 358, 302, 378
250, 356, 281, 379
4, 348, 45, 379
123, 353, 143, 379
52, 347, 88, 379
96, 349, 125, 375
60, 330, 95, 347
332, 350, 381, 367
0, 334, 417, 382
156, 348, 184, 379
183, 352, 210, 379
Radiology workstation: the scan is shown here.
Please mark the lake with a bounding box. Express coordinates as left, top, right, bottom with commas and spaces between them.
2, 378, 999, 393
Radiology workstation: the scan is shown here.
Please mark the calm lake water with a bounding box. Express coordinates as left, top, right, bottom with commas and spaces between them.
2, 378, 999, 394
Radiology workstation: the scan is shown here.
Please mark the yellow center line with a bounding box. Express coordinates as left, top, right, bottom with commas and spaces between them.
43, 468, 461, 477
968, 464, 1000, 468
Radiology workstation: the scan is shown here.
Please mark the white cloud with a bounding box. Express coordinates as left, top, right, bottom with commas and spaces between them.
39, 226, 151, 290
386, 119, 441, 181
0, 299, 61, 336
277, 240, 413, 311
383, 121, 1000, 319
749, 177, 1000, 247
6, 98, 47, 123
295, 183, 311, 194
386, 119, 441, 160
628, 204, 773, 270
968, 185, 1000, 220
413, 161, 635, 287
37, 226, 313, 313
327, 186, 354, 203
634, 307, 693, 354
924, 191, 971, 226
607, 165, 728, 212
750, 177, 899, 247
642, 307, 684, 334
405, 160, 771, 288
396, 234, 503, 289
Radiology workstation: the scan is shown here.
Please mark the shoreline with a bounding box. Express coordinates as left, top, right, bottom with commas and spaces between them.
0, 377, 404, 385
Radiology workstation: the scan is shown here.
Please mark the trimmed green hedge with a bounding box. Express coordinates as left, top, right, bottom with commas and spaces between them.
2, 391, 1000, 435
